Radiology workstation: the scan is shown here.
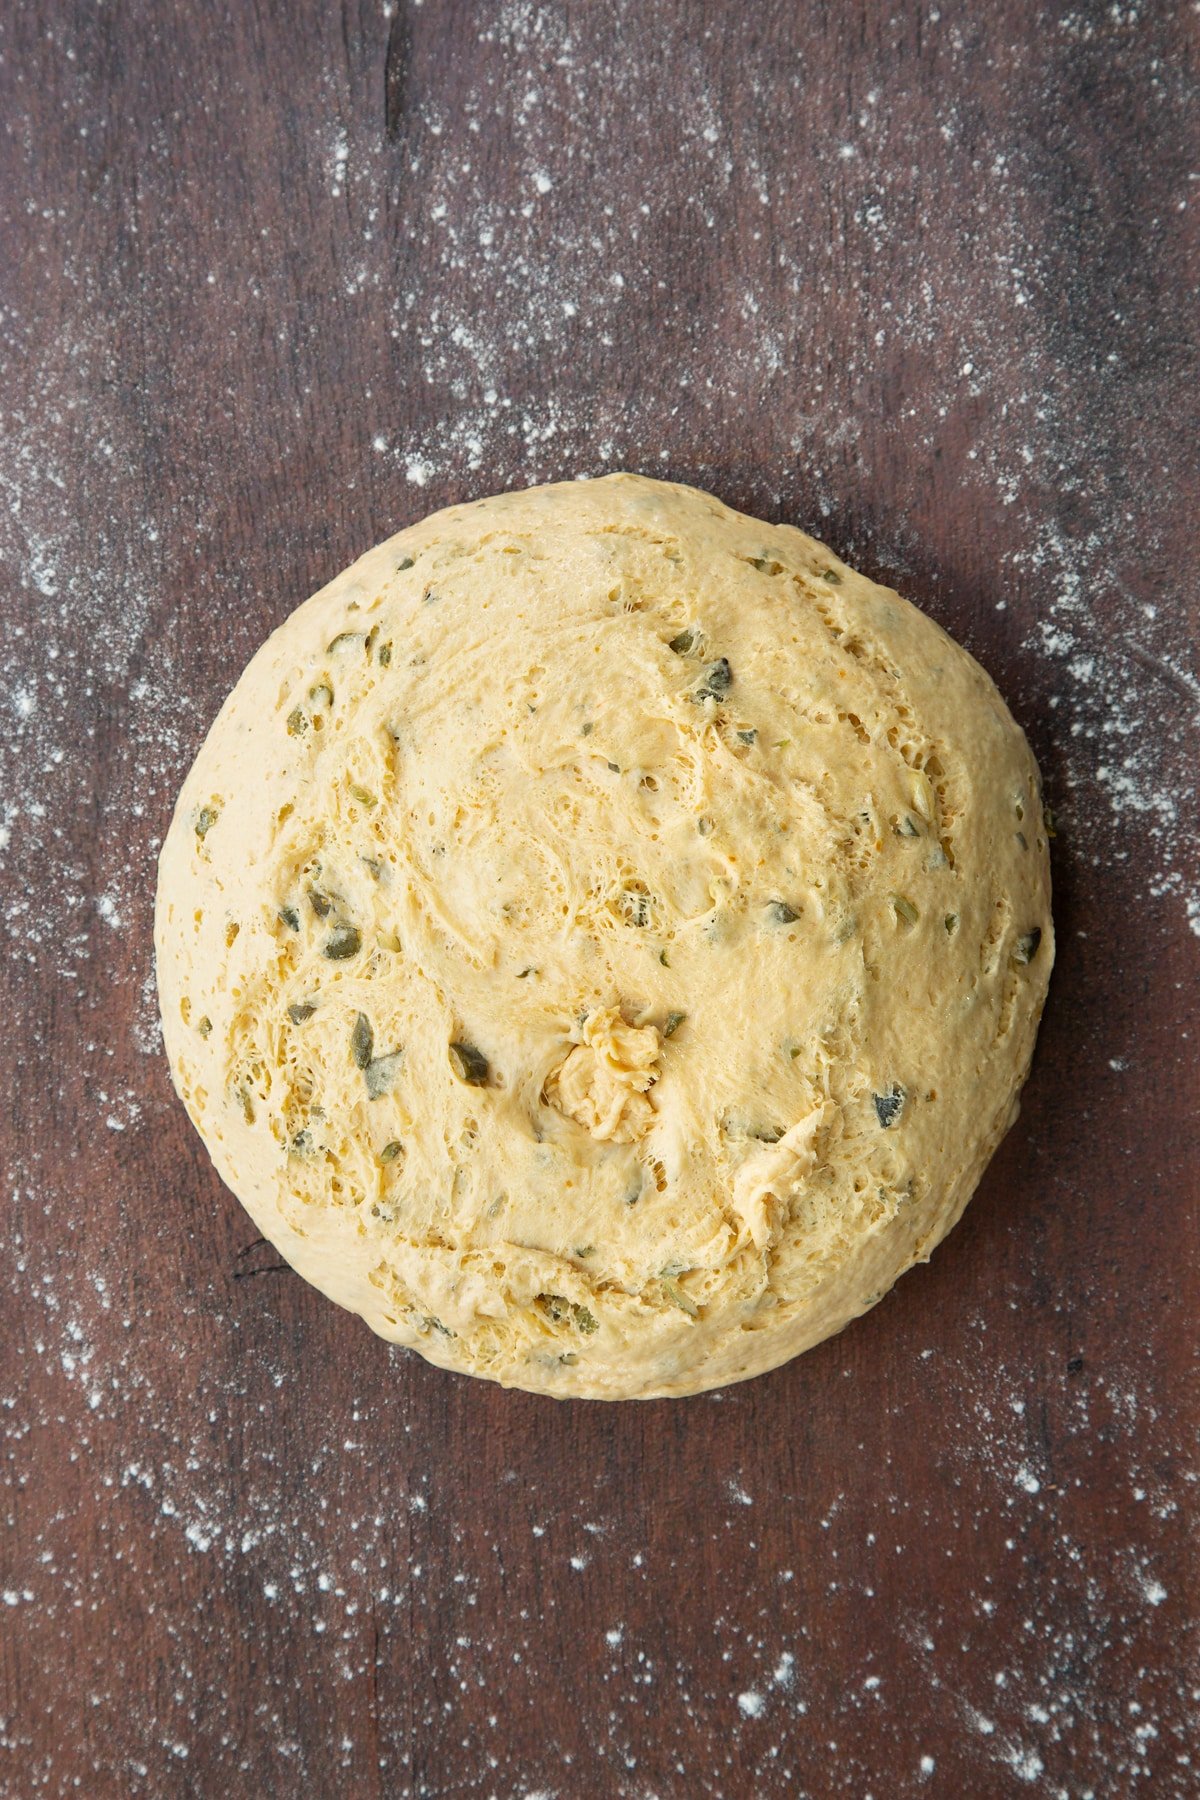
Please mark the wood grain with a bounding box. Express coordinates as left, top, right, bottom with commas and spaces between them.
1, 2, 1196, 1796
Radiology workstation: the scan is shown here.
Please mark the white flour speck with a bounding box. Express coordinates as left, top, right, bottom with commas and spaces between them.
329, 129, 349, 197
998, 1743, 1045, 1784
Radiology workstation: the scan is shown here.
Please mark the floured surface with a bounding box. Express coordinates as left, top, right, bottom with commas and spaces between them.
156, 476, 1051, 1397
3, 0, 1195, 1791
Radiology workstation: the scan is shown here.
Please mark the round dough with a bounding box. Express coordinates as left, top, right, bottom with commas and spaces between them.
155, 475, 1052, 1399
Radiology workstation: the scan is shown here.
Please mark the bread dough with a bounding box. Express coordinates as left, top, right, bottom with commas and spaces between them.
155, 475, 1053, 1399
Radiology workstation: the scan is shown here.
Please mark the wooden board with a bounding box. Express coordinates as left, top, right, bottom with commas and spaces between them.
1, 2, 1196, 1794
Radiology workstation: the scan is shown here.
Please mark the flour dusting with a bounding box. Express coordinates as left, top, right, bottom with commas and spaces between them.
1, 0, 1195, 1794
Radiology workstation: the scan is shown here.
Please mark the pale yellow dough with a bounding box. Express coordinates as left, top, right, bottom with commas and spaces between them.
155, 475, 1053, 1398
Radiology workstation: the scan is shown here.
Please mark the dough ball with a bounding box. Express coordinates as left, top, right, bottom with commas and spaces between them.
155, 475, 1052, 1398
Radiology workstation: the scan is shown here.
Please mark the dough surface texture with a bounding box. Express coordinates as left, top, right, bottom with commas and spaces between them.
156, 475, 1053, 1398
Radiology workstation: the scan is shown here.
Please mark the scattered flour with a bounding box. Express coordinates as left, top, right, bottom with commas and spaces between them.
0, 1, 1193, 1796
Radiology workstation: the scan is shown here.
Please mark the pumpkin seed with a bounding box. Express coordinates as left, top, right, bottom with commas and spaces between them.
350, 1013, 374, 1069
278, 905, 300, 932
379, 1140, 403, 1164
910, 770, 936, 821
449, 1041, 490, 1085
695, 657, 732, 702
873, 1086, 905, 1129
768, 901, 800, 925
534, 1295, 599, 1335
287, 1002, 317, 1025
890, 894, 919, 927
366, 1050, 403, 1099
1014, 928, 1042, 964
194, 805, 219, 839
323, 924, 361, 960
621, 888, 651, 927
661, 1275, 698, 1318
663, 1011, 686, 1038
669, 629, 698, 655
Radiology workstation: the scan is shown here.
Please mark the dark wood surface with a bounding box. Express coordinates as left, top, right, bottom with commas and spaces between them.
1, 3, 1196, 1796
